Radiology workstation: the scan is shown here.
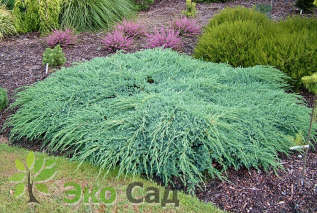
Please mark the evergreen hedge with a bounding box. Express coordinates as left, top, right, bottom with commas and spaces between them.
6, 49, 316, 192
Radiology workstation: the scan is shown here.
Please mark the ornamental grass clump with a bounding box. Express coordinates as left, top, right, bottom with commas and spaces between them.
102, 31, 133, 53
6, 49, 316, 192
115, 20, 145, 38
146, 28, 182, 50
60, 0, 136, 31
173, 17, 201, 36
47, 29, 76, 47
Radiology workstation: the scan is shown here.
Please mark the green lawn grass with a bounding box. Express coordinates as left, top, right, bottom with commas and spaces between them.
0, 139, 222, 213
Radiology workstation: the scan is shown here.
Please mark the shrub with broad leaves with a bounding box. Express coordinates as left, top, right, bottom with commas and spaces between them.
102, 30, 133, 53
47, 29, 76, 47
115, 20, 145, 38
146, 28, 182, 50
173, 17, 201, 36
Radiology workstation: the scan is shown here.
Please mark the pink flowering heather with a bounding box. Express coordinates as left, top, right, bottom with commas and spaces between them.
115, 20, 145, 38
173, 17, 201, 36
102, 30, 133, 53
146, 28, 182, 50
47, 29, 76, 47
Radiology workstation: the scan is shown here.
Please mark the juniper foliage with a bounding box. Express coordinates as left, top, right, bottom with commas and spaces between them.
6, 49, 316, 192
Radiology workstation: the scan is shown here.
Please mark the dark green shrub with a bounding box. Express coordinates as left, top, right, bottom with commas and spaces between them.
194, 8, 317, 89
7, 49, 316, 192
133, 0, 154, 11
295, 0, 314, 13
1, 0, 15, 10
0, 87, 8, 111
60, 0, 136, 32
42, 45, 66, 67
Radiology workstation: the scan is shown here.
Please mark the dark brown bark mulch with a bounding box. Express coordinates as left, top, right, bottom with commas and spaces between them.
196, 151, 317, 213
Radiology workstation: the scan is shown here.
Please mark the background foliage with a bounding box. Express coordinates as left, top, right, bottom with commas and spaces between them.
60, 0, 136, 32
13, 0, 39, 33
194, 7, 317, 89
13, 0, 61, 33
133, 0, 154, 11
1, 0, 15, 10
6, 49, 316, 192
0, 6, 16, 40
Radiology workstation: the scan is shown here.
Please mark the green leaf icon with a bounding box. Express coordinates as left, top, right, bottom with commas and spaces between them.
26, 152, 35, 169
9, 173, 25, 182
14, 183, 25, 198
34, 155, 44, 174
15, 159, 25, 171
35, 183, 49, 193
35, 167, 56, 182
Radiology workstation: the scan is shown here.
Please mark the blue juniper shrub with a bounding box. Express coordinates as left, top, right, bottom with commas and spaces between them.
6, 49, 317, 192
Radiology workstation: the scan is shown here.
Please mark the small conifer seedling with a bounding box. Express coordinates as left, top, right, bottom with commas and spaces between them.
42, 45, 66, 68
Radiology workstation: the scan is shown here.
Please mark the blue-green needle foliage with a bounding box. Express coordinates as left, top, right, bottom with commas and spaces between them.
6, 49, 316, 192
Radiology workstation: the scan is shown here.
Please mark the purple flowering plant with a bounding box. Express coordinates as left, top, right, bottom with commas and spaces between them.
146, 28, 182, 50
47, 29, 76, 47
115, 20, 145, 38
102, 30, 133, 53
173, 17, 201, 36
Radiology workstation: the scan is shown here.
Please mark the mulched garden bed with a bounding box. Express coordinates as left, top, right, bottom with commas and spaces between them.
196, 151, 317, 213
0, 0, 316, 212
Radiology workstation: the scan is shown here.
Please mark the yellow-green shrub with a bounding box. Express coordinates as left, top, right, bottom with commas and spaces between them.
0, 7, 16, 40
13, 0, 61, 33
194, 8, 317, 89
205, 6, 270, 30
279, 16, 317, 34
